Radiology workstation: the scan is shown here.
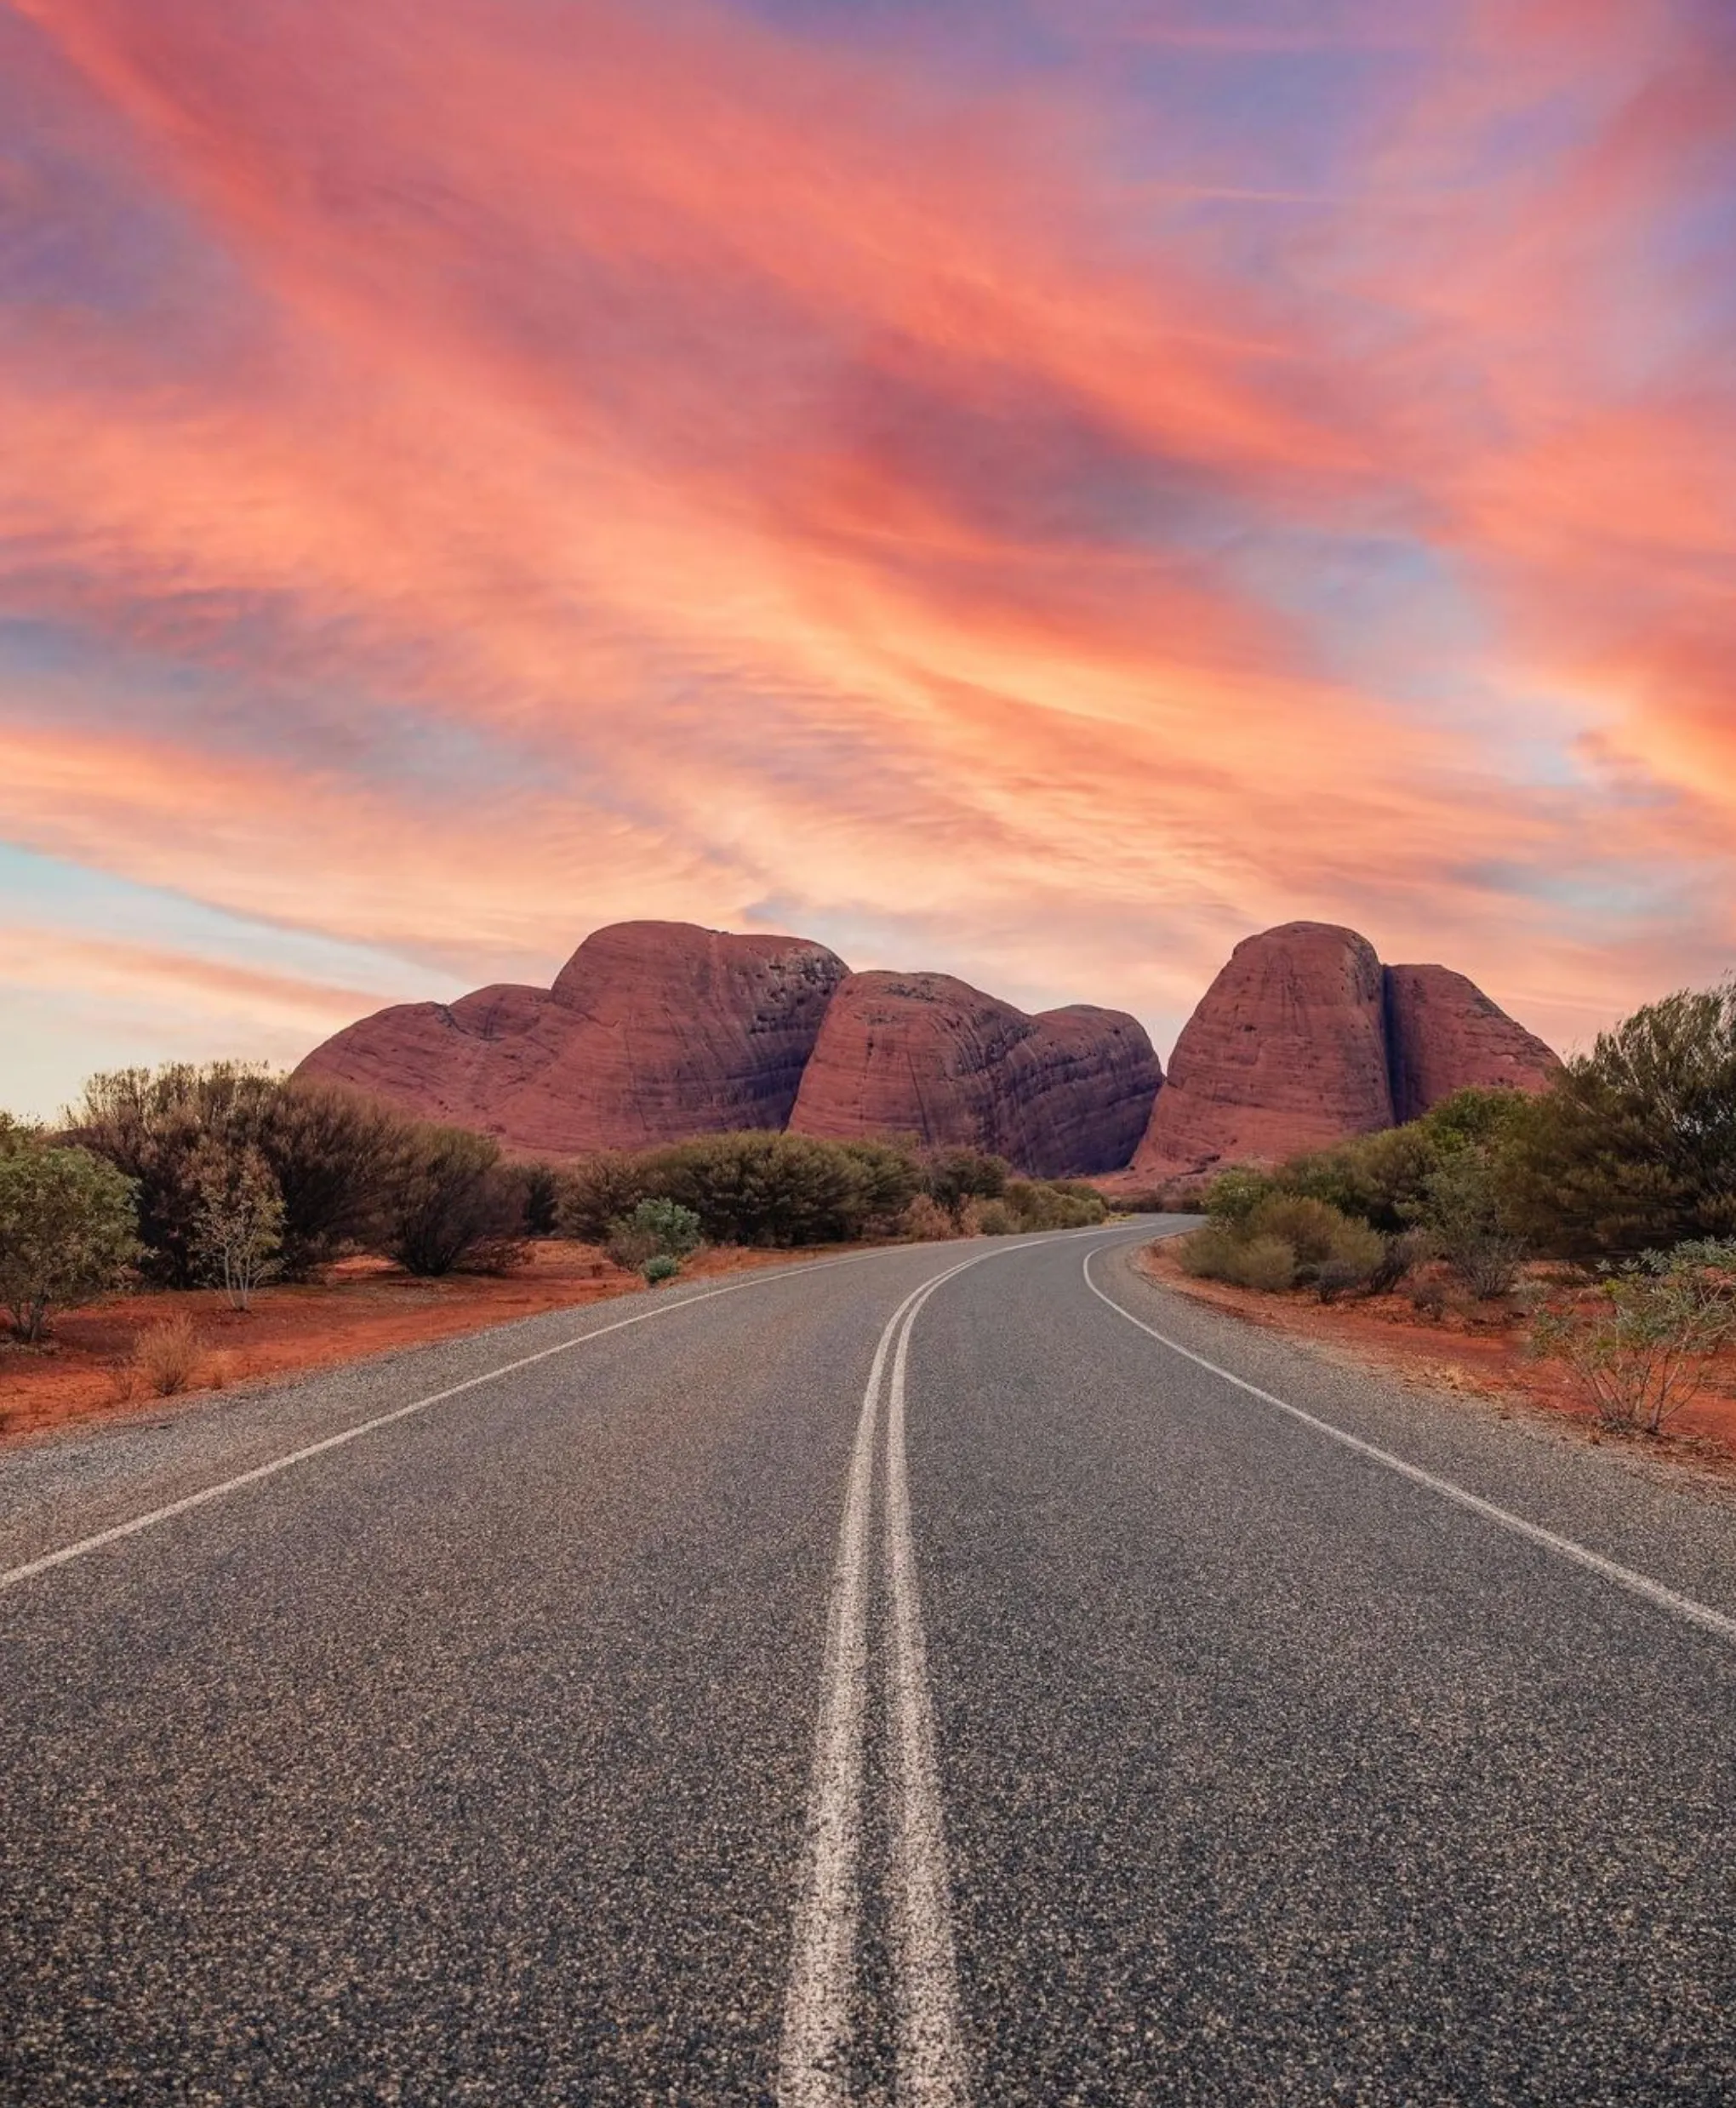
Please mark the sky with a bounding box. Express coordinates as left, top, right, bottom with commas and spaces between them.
2, 0, 1733, 1117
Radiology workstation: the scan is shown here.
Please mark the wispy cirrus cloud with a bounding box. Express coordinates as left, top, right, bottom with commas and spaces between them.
0, 0, 1731, 1111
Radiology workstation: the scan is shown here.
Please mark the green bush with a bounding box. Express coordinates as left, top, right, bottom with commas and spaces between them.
0, 1141, 139, 1342
1499, 985, 1736, 1260
556, 1154, 651, 1243
1002, 1179, 1108, 1231
923, 1147, 1009, 1221
837, 1141, 923, 1232
1315, 1218, 1386, 1302
1227, 1234, 1299, 1293
642, 1253, 682, 1286
607, 1197, 702, 1271
1176, 1224, 1297, 1291
642, 1132, 908, 1247
1368, 1227, 1433, 1296
1245, 1193, 1352, 1269
1175, 1223, 1242, 1279
969, 1199, 1018, 1236
1419, 1151, 1525, 1300
1202, 1167, 1279, 1226
517, 1163, 562, 1237
68, 1065, 404, 1283
376, 1125, 528, 1277
1529, 1243, 1736, 1432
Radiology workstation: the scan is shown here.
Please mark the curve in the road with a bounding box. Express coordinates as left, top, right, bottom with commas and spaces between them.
1082, 1245, 1736, 1648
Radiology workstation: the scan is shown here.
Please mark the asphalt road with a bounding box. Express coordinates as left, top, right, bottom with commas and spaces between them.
3, 1221, 1734, 2105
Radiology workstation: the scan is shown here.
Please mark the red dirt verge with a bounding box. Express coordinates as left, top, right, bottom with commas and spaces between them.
0, 1241, 849, 1447
1135, 1238, 1736, 1483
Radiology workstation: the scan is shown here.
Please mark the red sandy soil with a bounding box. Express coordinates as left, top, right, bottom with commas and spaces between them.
0, 1240, 846, 1447
1136, 1239, 1736, 1482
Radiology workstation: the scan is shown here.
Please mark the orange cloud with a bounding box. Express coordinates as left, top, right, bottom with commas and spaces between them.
0, 0, 1731, 1092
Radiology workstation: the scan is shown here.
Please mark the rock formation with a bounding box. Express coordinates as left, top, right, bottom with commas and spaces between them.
1134, 924, 1392, 1180
1383, 963, 1562, 1123
786, 972, 1162, 1176
1134, 923, 1560, 1179
298, 911, 1558, 1184
296, 921, 849, 1155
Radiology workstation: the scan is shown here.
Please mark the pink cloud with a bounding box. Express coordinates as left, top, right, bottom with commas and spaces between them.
0, 0, 1730, 1089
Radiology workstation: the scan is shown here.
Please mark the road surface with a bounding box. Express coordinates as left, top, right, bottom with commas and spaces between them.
3, 1220, 1734, 2105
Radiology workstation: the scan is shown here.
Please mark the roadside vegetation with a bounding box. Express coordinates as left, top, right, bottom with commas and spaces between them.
1167, 977, 1736, 1444
0, 1068, 1111, 1429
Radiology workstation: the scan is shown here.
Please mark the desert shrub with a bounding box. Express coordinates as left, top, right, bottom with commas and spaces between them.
605, 1223, 657, 1271
1419, 1151, 1526, 1300
1202, 1167, 1279, 1226
376, 1125, 528, 1277
642, 1253, 682, 1286
1368, 1228, 1434, 1297
1226, 1235, 1299, 1293
1529, 1243, 1736, 1432
837, 1141, 924, 1232
898, 1194, 957, 1243
518, 1163, 562, 1237
556, 1154, 651, 1243
964, 1198, 1018, 1236
189, 1140, 283, 1312
643, 1132, 894, 1247
0, 1141, 140, 1343
0, 1113, 41, 1155
1409, 1277, 1448, 1320
606, 1197, 701, 1271
1420, 1086, 1533, 1155
1002, 1179, 1107, 1231
1175, 1224, 1297, 1291
1174, 1224, 1242, 1279
1498, 985, 1736, 1260
131, 1314, 204, 1397
1245, 1193, 1352, 1270
69, 1065, 404, 1283
922, 1147, 1009, 1221
1282, 1125, 1443, 1232
258, 1082, 408, 1276
1105, 1184, 1174, 1214
1312, 1217, 1386, 1301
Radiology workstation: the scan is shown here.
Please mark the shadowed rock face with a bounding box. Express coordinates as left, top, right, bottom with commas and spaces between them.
1134, 922, 1561, 1179
787, 972, 1162, 1176
1134, 923, 1394, 1178
1383, 963, 1562, 1123
295, 922, 849, 1155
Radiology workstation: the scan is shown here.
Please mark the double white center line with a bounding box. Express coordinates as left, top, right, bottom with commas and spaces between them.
779, 1254, 985, 2107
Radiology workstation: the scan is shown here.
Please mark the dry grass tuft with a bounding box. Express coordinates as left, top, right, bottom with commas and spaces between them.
130, 1315, 204, 1397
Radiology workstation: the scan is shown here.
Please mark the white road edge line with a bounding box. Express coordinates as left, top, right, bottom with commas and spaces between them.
1083, 1245, 1736, 1648
0, 1239, 992, 1597
883, 1273, 972, 2107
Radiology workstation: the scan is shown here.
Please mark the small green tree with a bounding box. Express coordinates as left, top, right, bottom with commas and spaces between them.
0, 1143, 139, 1343
1498, 984, 1736, 1260
190, 1141, 284, 1311
922, 1147, 1008, 1223
1417, 1150, 1526, 1299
